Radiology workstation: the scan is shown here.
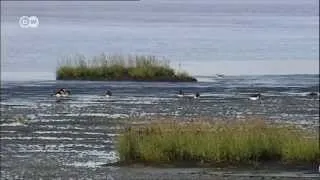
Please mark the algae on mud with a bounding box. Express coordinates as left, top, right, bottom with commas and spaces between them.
56, 54, 197, 82
117, 118, 320, 167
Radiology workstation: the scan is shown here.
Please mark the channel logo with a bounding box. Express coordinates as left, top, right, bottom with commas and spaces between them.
19, 16, 39, 28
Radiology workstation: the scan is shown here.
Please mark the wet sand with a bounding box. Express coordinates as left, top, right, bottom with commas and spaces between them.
3, 165, 319, 180
107, 167, 320, 180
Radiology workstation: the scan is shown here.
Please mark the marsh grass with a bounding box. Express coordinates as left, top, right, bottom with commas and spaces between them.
56, 53, 196, 82
118, 119, 319, 167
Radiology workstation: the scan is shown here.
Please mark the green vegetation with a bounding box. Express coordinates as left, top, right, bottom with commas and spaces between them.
56, 54, 197, 82
118, 119, 319, 167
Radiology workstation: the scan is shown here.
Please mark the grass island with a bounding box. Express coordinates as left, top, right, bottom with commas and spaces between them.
116, 118, 319, 168
56, 54, 197, 82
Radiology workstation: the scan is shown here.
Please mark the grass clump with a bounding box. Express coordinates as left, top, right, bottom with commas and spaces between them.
118, 119, 319, 167
56, 54, 197, 82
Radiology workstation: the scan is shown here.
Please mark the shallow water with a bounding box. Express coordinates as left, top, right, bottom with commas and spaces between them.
1, 75, 319, 179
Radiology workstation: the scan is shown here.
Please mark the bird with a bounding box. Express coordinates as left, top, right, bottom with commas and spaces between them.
249, 93, 261, 101
194, 92, 200, 99
177, 89, 184, 98
307, 92, 319, 97
177, 90, 200, 99
105, 90, 112, 97
54, 88, 71, 97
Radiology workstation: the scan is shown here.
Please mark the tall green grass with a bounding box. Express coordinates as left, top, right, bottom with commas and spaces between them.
118, 119, 319, 167
56, 54, 197, 82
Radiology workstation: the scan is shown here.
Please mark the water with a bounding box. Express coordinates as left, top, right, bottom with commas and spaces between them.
1, 0, 319, 80
1, 75, 319, 179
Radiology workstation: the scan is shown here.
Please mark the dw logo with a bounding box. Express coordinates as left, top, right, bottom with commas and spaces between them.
19, 16, 39, 28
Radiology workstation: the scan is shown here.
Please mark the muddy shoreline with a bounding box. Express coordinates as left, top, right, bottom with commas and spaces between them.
106, 167, 320, 180
2, 165, 319, 180
99, 161, 320, 179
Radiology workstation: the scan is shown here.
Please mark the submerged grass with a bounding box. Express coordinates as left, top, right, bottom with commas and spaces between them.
118, 119, 319, 167
56, 54, 197, 82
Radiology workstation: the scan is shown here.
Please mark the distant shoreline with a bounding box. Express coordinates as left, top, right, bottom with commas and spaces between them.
2, 72, 318, 82
56, 78, 197, 83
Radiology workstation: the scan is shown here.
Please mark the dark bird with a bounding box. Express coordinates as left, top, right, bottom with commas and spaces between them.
177, 89, 184, 97
54, 88, 71, 97
307, 92, 319, 97
105, 90, 112, 97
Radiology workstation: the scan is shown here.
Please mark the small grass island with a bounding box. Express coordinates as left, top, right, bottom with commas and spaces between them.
115, 118, 319, 168
56, 54, 197, 82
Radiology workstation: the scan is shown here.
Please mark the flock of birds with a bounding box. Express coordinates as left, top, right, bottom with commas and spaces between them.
53, 88, 201, 99
52, 88, 319, 101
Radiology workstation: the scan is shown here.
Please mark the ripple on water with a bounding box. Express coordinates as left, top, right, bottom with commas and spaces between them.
32, 131, 104, 135
1, 100, 37, 107
0, 131, 16, 133
77, 113, 129, 118
64, 150, 119, 168
0, 122, 27, 127
38, 125, 86, 130
65, 161, 106, 168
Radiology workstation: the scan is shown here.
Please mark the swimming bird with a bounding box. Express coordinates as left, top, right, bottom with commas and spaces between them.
249, 93, 261, 101
54, 89, 64, 97
105, 90, 112, 97
177, 90, 184, 98
54, 88, 71, 97
307, 92, 319, 97
177, 90, 200, 99
215, 74, 225, 78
